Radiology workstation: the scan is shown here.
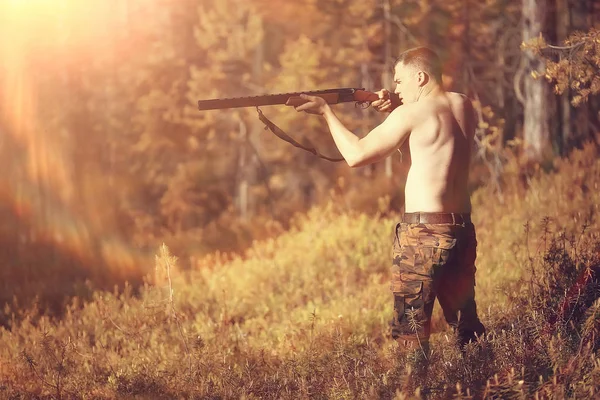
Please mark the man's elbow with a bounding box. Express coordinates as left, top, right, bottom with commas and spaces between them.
346, 153, 369, 168
345, 144, 373, 168
346, 157, 358, 168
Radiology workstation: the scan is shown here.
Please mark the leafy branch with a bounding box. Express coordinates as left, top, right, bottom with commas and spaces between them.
523, 28, 600, 106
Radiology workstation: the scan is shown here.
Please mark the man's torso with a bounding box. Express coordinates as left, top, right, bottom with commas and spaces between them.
402, 92, 475, 213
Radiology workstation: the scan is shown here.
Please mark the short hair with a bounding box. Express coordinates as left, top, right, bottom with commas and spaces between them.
393, 47, 442, 83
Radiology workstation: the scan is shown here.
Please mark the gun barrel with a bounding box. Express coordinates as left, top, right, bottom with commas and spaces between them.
197, 88, 367, 110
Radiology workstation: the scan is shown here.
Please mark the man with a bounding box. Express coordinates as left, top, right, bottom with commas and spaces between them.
295, 47, 486, 349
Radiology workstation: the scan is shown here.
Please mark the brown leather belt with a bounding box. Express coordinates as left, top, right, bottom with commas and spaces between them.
402, 212, 471, 225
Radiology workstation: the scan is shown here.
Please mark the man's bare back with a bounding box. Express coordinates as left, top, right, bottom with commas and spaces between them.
402, 92, 475, 214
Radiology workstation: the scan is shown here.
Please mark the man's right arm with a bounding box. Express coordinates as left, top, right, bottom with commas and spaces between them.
323, 103, 414, 168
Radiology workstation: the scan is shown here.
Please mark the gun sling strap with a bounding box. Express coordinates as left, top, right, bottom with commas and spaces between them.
256, 107, 344, 163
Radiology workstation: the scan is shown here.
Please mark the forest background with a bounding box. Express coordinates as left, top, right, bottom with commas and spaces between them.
1, 0, 600, 398
0, 0, 598, 316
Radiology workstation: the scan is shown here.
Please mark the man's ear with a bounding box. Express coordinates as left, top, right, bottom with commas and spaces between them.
417, 71, 429, 86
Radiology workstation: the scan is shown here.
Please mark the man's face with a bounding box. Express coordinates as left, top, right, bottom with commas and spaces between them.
393, 63, 421, 103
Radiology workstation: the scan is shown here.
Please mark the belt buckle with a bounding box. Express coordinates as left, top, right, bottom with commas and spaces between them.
451, 213, 456, 225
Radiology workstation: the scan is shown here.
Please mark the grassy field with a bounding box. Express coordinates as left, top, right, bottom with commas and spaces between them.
1, 143, 599, 399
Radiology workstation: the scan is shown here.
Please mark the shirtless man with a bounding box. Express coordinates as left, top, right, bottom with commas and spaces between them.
295, 47, 485, 349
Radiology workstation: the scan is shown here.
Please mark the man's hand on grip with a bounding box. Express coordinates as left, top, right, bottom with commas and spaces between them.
371, 89, 399, 113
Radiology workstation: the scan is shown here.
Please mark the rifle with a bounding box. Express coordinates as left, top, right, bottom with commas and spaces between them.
197, 88, 379, 110
197, 88, 380, 162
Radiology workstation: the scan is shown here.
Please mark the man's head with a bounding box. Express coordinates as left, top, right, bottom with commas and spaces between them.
392, 47, 442, 103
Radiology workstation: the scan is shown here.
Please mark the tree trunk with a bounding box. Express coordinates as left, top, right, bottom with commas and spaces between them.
235, 15, 266, 221
237, 119, 249, 221
359, 62, 375, 178
522, 0, 551, 161
382, 0, 393, 179
556, 0, 571, 154
462, 0, 471, 94
570, 0, 591, 146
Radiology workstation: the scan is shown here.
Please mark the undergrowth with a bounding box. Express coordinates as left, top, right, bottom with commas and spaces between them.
0, 143, 599, 399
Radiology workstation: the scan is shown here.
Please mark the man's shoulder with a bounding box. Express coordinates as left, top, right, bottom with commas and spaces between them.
447, 91, 471, 102
388, 101, 420, 119
443, 92, 475, 116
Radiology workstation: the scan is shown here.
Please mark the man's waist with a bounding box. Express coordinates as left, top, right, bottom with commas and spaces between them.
402, 212, 471, 225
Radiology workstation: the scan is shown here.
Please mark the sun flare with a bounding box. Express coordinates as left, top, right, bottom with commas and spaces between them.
0, 0, 145, 282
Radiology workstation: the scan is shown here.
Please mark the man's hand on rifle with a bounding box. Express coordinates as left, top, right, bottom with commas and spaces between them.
371, 89, 401, 113
294, 90, 401, 115
294, 94, 329, 115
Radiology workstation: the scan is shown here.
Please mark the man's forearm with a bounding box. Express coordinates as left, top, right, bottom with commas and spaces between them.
322, 105, 362, 166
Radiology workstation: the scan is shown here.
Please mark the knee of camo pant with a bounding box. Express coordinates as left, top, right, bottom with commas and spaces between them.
390, 281, 431, 341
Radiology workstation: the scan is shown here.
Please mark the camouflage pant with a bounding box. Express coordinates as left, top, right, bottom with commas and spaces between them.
389, 220, 486, 347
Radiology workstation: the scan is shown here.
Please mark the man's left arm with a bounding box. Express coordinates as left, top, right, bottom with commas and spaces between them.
296, 94, 413, 168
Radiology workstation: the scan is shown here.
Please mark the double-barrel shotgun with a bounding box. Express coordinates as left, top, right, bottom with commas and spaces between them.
197, 87, 379, 110
196, 88, 380, 162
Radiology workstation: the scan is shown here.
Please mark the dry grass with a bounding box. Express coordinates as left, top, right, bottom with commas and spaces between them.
0, 143, 599, 399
